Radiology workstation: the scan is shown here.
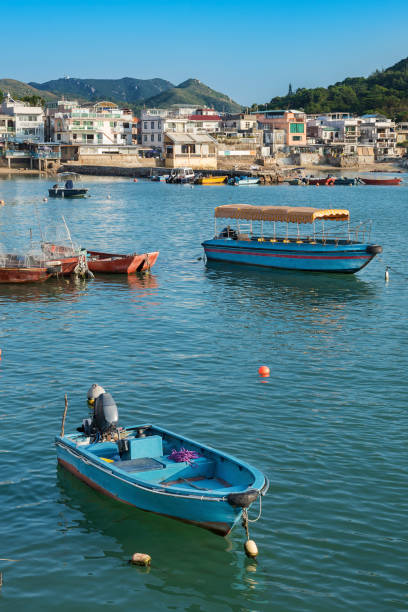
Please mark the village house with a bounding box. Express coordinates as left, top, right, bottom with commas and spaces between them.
0, 114, 16, 141
306, 113, 359, 151
51, 101, 133, 146
255, 110, 307, 149
0, 93, 44, 142
163, 132, 217, 169
358, 114, 397, 158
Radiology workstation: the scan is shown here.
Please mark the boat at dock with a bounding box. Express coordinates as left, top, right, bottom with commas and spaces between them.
358, 177, 402, 185
228, 176, 260, 186
195, 175, 228, 185
150, 174, 170, 182
41, 242, 83, 276
55, 388, 268, 536
48, 173, 89, 199
166, 168, 195, 184
202, 204, 382, 274
86, 250, 159, 274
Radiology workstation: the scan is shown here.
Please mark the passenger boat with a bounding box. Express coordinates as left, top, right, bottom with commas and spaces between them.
0, 253, 60, 283
358, 177, 402, 185
55, 388, 268, 536
202, 204, 382, 274
228, 176, 260, 186
87, 250, 159, 274
48, 173, 89, 198
195, 175, 228, 185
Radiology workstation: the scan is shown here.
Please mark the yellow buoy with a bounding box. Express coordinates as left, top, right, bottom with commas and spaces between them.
130, 553, 151, 566
244, 540, 258, 558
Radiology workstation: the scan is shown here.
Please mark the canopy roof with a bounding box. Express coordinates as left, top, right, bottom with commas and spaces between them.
214, 204, 349, 224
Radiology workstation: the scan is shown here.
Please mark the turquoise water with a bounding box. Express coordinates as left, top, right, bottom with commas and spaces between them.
0, 175, 407, 611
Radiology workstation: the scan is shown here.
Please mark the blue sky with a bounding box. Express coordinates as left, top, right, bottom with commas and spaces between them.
3, 0, 407, 105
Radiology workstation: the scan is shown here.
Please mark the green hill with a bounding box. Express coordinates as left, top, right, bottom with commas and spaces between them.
29, 76, 174, 105
143, 79, 242, 113
255, 57, 408, 121
0, 79, 56, 102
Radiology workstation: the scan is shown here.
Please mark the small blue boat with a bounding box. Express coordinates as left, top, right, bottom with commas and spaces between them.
228, 176, 260, 186
202, 204, 382, 274
55, 390, 268, 536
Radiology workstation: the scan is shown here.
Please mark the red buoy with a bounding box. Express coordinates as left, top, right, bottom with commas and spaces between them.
133, 178, 138, 183
258, 365, 270, 377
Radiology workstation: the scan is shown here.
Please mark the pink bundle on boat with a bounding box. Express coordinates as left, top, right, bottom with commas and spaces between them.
169, 448, 199, 464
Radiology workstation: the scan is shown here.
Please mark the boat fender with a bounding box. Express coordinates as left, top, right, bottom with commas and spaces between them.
227, 489, 259, 508
244, 540, 258, 558
367, 245, 382, 255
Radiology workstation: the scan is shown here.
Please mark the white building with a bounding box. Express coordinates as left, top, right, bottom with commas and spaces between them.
0, 93, 44, 142
307, 114, 359, 148
52, 101, 133, 146
140, 107, 222, 150
358, 114, 397, 158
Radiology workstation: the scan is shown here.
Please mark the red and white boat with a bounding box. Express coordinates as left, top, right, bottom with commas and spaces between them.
87, 250, 159, 274
358, 177, 402, 185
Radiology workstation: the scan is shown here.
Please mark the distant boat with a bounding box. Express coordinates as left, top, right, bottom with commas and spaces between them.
87, 250, 159, 274
56, 389, 269, 536
48, 173, 89, 198
202, 203, 382, 274
228, 176, 260, 186
166, 168, 195, 183
195, 175, 227, 185
358, 177, 402, 185
150, 174, 169, 182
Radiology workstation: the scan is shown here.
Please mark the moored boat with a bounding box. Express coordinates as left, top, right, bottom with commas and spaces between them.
87, 250, 159, 274
41, 242, 82, 276
202, 204, 382, 274
0, 253, 60, 283
55, 388, 268, 536
358, 177, 402, 185
195, 175, 228, 185
48, 173, 89, 198
228, 176, 260, 186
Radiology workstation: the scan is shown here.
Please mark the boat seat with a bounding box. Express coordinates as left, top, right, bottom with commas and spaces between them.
114, 457, 164, 473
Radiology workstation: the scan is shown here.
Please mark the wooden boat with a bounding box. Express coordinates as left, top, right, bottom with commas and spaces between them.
0, 254, 60, 283
55, 390, 268, 536
195, 175, 228, 185
358, 177, 402, 185
48, 172, 89, 198
202, 204, 382, 274
306, 176, 336, 185
41, 243, 82, 276
228, 176, 260, 186
87, 250, 159, 274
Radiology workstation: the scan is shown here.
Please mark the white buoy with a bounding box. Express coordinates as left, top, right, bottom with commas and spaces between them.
130, 553, 151, 566
107, 194, 111, 199
43, 197, 48, 202
385, 266, 390, 282
244, 539, 258, 558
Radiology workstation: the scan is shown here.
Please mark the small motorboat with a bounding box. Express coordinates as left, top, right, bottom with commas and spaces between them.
358, 177, 402, 185
48, 173, 89, 198
87, 250, 159, 274
195, 175, 228, 185
55, 387, 268, 537
166, 168, 195, 184
334, 177, 357, 186
202, 204, 382, 274
306, 176, 336, 185
228, 176, 260, 186
0, 253, 60, 283
150, 174, 169, 182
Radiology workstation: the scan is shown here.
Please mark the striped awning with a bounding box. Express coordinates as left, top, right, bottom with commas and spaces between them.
214, 204, 349, 223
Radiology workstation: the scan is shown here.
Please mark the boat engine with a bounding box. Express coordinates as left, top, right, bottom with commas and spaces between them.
80, 392, 119, 441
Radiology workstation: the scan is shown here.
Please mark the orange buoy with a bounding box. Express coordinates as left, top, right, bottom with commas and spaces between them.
133, 178, 138, 183
0, 349, 2, 360
258, 365, 270, 377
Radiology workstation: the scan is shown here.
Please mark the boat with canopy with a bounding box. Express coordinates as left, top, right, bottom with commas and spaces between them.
202, 204, 382, 273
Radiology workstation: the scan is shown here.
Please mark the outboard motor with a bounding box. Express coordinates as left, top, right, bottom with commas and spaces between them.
87, 383, 105, 405
93, 392, 119, 435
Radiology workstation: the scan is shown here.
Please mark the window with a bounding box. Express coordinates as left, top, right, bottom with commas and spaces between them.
144, 122, 147, 129
123, 122, 129, 128
158, 134, 161, 141
151, 134, 154, 142
151, 121, 154, 129
181, 144, 195, 154
144, 135, 147, 142
158, 122, 161, 129
290, 123, 304, 133
292, 136, 301, 141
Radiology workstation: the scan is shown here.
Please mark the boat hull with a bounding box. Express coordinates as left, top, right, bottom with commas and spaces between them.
202, 238, 380, 273
87, 251, 159, 274
196, 176, 227, 185
0, 267, 54, 283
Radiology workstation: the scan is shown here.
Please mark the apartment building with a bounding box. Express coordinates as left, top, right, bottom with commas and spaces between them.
0, 93, 44, 142
256, 110, 307, 148
358, 114, 397, 158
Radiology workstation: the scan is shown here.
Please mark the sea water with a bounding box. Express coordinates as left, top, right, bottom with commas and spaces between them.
0, 174, 407, 611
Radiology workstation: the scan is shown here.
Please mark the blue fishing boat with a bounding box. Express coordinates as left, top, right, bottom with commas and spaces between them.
202, 204, 382, 274
55, 389, 268, 537
228, 176, 260, 186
